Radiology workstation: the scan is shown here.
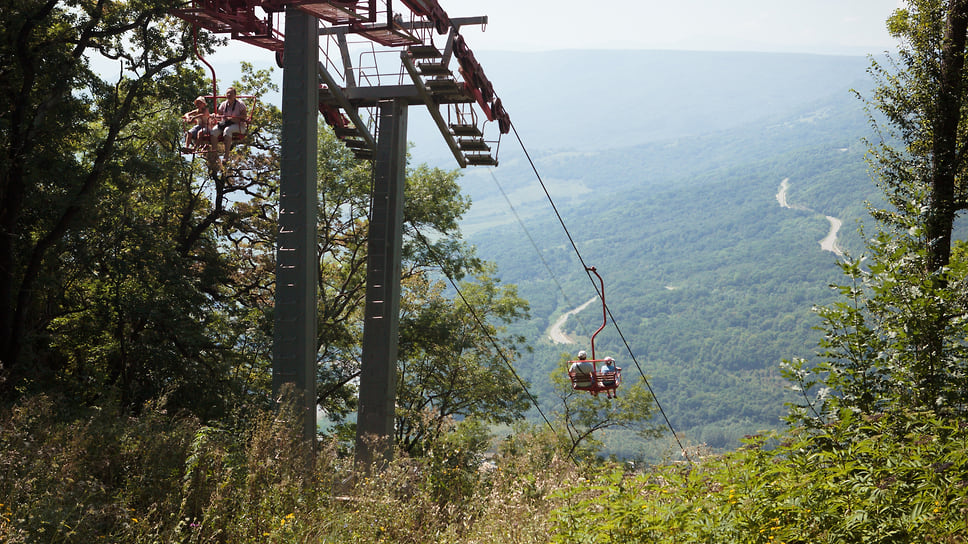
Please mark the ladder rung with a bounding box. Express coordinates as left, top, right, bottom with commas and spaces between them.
424, 78, 462, 95
343, 139, 370, 149
458, 138, 490, 152
334, 126, 360, 138
357, 25, 420, 47
465, 154, 498, 166
417, 62, 452, 77
408, 45, 442, 59
450, 124, 481, 137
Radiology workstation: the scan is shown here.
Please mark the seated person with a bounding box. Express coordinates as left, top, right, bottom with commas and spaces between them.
569, 350, 594, 388
600, 357, 619, 398
182, 96, 211, 152
212, 87, 247, 161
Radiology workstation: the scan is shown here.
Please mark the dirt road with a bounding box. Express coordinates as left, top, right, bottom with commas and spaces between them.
547, 296, 598, 344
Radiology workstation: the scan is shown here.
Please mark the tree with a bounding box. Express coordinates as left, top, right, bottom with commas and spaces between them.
394, 266, 532, 455
0, 0, 192, 396
27, 60, 282, 416
869, 1, 968, 274
785, 1, 968, 421
0, 0, 287, 416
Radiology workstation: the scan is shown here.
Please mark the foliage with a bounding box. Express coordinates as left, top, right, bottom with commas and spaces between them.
7, 393, 968, 544
867, 0, 968, 273
550, 410, 968, 544
783, 237, 968, 423
0, 0, 192, 395
780, 0, 968, 425
395, 266, 532, 455
0, 395, 198, 542
0, 393, 579, 544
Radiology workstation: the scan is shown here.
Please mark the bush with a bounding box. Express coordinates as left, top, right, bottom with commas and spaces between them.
550, 410, 968, 543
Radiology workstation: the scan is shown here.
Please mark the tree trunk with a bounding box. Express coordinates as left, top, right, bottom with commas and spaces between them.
928, 0, 968, 274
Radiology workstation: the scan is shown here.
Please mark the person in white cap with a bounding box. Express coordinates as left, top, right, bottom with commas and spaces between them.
569, 350, 594, 389
600, 356, 618, 398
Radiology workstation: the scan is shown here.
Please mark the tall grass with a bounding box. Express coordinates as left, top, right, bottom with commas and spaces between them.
5, 396, 965, 543
0, 395, 577, 543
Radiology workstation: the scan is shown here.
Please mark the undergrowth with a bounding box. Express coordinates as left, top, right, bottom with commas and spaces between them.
2, 396, 966, 543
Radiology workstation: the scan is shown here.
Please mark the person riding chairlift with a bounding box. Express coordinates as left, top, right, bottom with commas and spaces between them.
600, 357, 619, 399
181, 96, 211, 153
211, 86, 247, 162
568, 350, 595, 391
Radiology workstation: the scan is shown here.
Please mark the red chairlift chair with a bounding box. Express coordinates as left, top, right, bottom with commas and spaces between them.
566, 267, 621, 397
180, 94, 256, 156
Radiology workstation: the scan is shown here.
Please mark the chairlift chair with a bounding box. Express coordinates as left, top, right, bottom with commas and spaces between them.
180, 94, 256, 155
566, 266, 621, 397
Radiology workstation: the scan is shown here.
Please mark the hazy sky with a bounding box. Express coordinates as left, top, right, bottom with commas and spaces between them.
444, 0, 903, 55
207, 0, 904, 74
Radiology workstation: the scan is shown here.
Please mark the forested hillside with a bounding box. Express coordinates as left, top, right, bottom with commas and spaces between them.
453, 50, 885, 454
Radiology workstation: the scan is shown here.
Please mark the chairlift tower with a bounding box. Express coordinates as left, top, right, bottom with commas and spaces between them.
172, 0, 509, 467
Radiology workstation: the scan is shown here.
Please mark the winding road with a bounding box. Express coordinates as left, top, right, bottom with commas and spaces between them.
546, 178, 840, 344
819, 216, 844, 256
547, 296, 598, 344
776, 178, 843, 256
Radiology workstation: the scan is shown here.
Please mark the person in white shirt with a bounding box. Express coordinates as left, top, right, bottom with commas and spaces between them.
569, 350, 595, 390
212, 87, 247, 162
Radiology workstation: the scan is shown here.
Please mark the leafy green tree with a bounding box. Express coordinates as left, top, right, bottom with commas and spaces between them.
785, 1, 968, 420
0, 0, 194, 394
36, 62, 283, 416
0, 0, 283, 416
394, 266, 531, 455
868, 0, 968, 274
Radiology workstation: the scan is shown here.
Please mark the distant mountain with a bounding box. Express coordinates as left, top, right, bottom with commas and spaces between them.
409, 49, 876, 163
422, 50, 884, 457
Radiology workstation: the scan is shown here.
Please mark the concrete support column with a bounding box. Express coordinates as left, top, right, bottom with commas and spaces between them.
356, 99, 408, 467
273, 8, 319, 441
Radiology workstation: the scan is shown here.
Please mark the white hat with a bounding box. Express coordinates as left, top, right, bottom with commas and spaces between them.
604, 356, 614, 362
577, 350, 587, 359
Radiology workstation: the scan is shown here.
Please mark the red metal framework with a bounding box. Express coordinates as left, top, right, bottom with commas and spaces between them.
279, 0, 375, 25
172, 0, 285, 50
171, 0, 509, 166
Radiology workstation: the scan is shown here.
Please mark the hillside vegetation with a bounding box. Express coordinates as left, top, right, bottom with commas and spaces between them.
460, 51, 885, 453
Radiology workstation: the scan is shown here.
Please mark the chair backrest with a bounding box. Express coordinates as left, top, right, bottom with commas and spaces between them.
569, 361, 595, 389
